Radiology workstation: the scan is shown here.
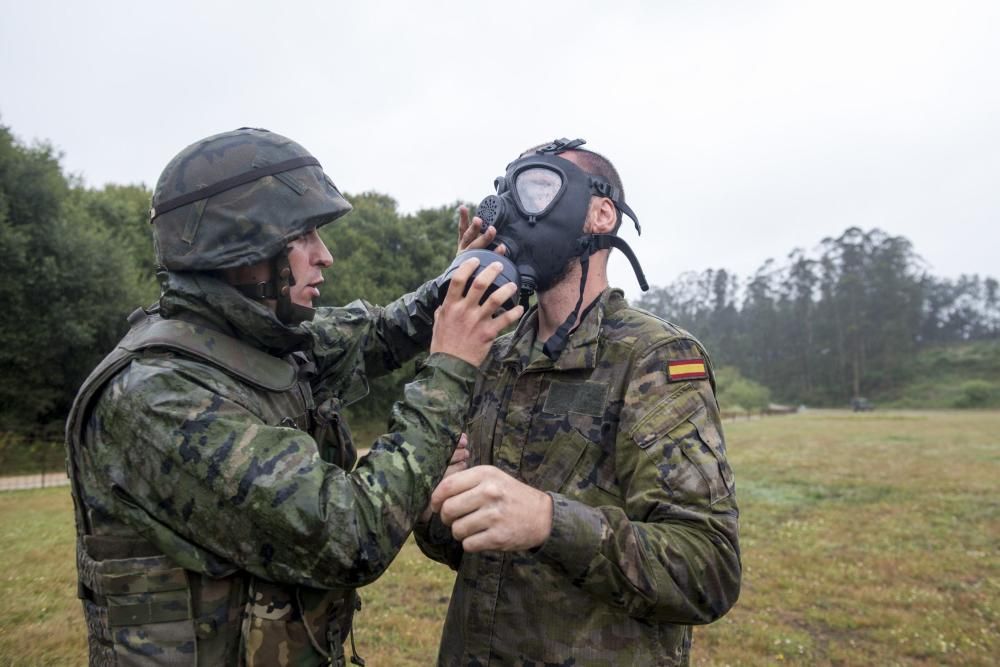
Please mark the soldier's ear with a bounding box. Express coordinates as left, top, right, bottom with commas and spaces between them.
586, 197, 618, 234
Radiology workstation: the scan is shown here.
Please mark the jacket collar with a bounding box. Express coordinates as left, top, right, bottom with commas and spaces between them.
500, 287, 626, 372
157, 272, 311, 356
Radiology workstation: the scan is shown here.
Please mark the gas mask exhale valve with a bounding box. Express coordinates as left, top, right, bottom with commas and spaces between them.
437, 138, 649, 360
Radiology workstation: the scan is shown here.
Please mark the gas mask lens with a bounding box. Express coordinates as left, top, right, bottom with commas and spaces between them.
514, 167, 562, 215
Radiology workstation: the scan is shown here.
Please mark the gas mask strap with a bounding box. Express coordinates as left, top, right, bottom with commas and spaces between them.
542, 242, 592, 360
591, 234, 650, 292
617, 200, 641, 235
519, 290, 533, 313
536, 138, 587, 155
590, 179, 642, 236
541, 233, 650, 360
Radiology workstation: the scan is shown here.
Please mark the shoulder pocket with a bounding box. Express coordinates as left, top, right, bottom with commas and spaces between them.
629, 385, 733, 506
673, 405, 733, 505
629, 383, 702, 450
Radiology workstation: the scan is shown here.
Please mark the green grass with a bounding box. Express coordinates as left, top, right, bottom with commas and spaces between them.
0, 487, 83, 665
883, 340, 1000, 409
0, 411, 997, 665
697, 410, 998, 666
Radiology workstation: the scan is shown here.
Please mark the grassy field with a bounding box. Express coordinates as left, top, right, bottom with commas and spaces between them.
0, 410, 996, 665
885, 340, 1000, 409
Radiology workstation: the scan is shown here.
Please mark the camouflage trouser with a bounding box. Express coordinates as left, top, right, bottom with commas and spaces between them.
242, 580, 356, 666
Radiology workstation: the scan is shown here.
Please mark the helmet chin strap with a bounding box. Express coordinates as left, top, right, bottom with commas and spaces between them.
541, 234, 649, 361
232, 247, 316, 325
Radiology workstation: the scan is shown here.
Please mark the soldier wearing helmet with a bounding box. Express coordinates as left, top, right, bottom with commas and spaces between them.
65, 128, 522, 666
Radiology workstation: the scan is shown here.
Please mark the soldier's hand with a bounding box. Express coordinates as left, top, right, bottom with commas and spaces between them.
420, 434, 470, 523
430, 257, 523, 367
431, 465, 553, 552
444, 432, 471, 477
456, 205, 507, 256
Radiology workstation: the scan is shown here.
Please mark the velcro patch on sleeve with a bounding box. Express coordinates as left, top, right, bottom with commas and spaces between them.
667, 359, 708, 382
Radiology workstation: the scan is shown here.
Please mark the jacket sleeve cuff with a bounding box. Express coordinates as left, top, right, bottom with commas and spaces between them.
534, 492, 605, 577
420, 352, 480, 387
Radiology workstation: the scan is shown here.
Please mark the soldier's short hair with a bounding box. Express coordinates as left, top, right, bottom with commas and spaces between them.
569, 149, 624, 203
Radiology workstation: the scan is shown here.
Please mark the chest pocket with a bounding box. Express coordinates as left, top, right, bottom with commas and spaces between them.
521, 380, 620, 505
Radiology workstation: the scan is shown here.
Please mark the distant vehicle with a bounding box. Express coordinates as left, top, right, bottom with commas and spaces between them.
851, 397, 875, 412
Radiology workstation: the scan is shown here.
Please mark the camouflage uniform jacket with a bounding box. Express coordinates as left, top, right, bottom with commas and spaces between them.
416, 288, 741, 666
66, 272, 477, 666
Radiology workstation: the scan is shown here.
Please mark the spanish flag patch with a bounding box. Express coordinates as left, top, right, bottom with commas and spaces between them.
668, 359, 708, 382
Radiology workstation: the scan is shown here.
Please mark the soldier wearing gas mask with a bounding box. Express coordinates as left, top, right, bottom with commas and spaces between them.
417, 139, 742, 666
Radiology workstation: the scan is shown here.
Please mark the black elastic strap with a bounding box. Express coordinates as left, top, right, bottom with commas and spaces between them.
536, 137, 587, 154
592, 234, 649, 291
349, 593, 366, 666
151, 156, 321, 220
543, 246, 591, 360
349, 624, 366, 666
233, 281, 278, 300
617, 200, 641, 235
590, 178, 641, 236
541, 233, 649, 360
519, 289, 532, 312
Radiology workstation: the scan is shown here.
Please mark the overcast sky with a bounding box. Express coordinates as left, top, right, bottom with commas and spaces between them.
2, 0, 996, 298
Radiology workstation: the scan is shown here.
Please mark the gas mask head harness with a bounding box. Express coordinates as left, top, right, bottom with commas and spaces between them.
439, 137, 649, 360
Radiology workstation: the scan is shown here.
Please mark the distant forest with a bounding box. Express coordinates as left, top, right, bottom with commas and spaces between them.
1, 121, 997, 441
637, 229, 998, 405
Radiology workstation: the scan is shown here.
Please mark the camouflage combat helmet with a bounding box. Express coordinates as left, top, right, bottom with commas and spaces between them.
151, 127, 351, 270
150, 127, 352, 323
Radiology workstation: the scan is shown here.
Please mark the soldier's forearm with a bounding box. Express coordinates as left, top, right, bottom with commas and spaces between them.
287, 352, 477, 587
365, 279, 441, 372
101, 353, 478, 590
533, 496, 741, 624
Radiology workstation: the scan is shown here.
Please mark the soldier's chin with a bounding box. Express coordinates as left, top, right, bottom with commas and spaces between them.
301, 285, 321, 306
291, 292, 315, 308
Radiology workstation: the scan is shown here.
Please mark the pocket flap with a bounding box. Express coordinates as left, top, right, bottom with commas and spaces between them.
629, 384, 702, 450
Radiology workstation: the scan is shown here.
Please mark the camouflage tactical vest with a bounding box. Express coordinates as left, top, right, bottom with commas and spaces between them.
66, 308, 360, 666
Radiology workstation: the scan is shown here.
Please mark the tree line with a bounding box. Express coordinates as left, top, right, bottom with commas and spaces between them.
636, 228, 999, 406
1, 121, 997, 443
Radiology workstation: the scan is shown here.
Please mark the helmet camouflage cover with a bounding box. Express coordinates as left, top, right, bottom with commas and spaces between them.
151, 128, 352, 271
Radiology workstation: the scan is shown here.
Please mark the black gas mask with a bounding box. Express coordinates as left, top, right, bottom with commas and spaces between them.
438, 138, 649, 360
